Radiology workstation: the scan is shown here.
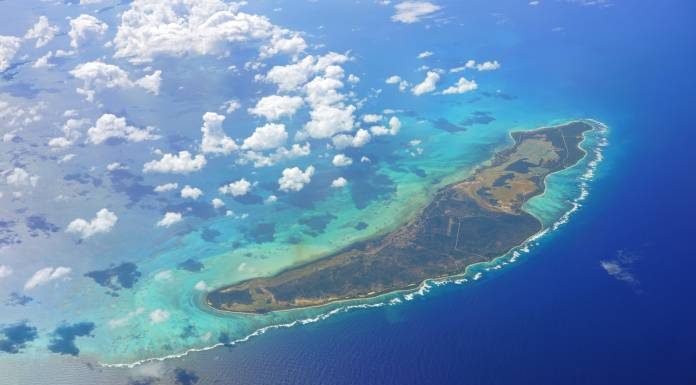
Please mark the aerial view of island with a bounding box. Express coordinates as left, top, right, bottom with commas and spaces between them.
2, 0, 695, 384
208, 121, 594, 313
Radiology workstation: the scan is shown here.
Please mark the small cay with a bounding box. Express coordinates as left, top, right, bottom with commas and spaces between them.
207, 121, 595, 313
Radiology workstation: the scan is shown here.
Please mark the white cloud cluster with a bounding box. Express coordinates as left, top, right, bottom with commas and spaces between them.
149, 308, 170, 323
0, 265, 12, 278
417, 51, 433, 59
143, 151, 207, 174
24, 16, 59, 48
180, 185, 203, 200
237, 142, 311, 168
391, 1, 441, 23
332, 154, 353, 167
87, 114, 160, 144
263, 52, 349, 92
113, 0, 304, 63
4, 167, 39, 188
66, 208, 118, 239
70, 61, 162, 101
465, 59, 501, 71
242, 123, 288, 151
154, 182, 178, 192
248, 95, 303, 121
442, 77, 478, 94
370, 116, 401, 136
156, 212, 182, 227
278, 165, 314, 192
412, 70, 440, 95
69, 14, 108, 48
24, 266, 72, 290
331, 177, 347, 188
385, 75, 410, 92
0, 35, 22, 72
200, 112, 238, 155
219, 178, 251, 196
331, 128, 371, 149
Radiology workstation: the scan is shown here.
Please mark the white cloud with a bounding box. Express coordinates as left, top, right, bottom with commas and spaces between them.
304, 104, 355, 139
385, 75, 402, 84
241, 123, 288, 151
5, 167, 39, 187
392, 1, 441, 23
194, 280, 209, 291
180, 185, 203, 200
49, 118, 88, 148
332, 128, 371, 149
465, 59, 501, 71
264, 195, 277, 204
156, 212, 182, 227
87, 114, 160, 144
332, 154, 353, 167
68, 14, 108, 48
0, 265, 12, 278
149, 308, 170, 324
24, 16, 59, 48
263, 52, 349, 92
370, 116, 402, 136
143, 151, 207, 174
211, 198, 225, 208
417, 50, 433, 59
219, 178, 251, 196
278, 165, 314, 192
134, 70, 162, 95
113, 0, 301, 63
154, 270, 173, 281
362, 114, 382, 123
70, 61, 161, 101
108, 307, 145, 329
442, 77, 478, 94
331, 177, 347, 188
221, 99, 241, 114
304, 75, 345, 107
200, 112, 238, 155
33, 51, 54, 69
66, 208, 118, 238
154, 182, 178, 193
24, 266, 71, 290
0, 35, 22, 72
107, 162, 128, 171
412, 70, 440, 95
248, 95, 303, 121
237, 142, 311, 168
347, 74, 360, 84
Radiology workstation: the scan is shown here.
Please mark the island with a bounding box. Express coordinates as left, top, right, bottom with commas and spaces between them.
207, 121, 594, 313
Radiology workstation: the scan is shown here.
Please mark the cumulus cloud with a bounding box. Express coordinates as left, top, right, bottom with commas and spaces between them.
417, 50, 433, 59
362, 114, 382, 123
211, 198, 225, 208
465, 59, 501, 71
200, 112, 238, 155
49, 118, 88, 148
154, 182, 178, 192
331, 128, 371, 149
237, 142, 311, 168
241, 123, 288, 151
4, 167, 39, 188
156, 212, 182, 227
219, 178, 251, 197
149, 309, 170, 324
248, 95, 303, 121
442, 77, 478, 94
392, 1, 441, 23
143, 151, 206, 174
278, 165, 314, 192
87, 114, 160, 144
66, 208, 118, 238
68, 14, 108, 48
0, 35, 22, 72
24, 16, 59, 48
221, 99, 241, 114
600, 249, 640, 286
385, 75, 402, 84
331, 177, 347, 188
113, 0, 302, 63
263, 52, 349, 92
332, 154, 353, 167
70, 61, 162, 101
24, 266, 71, 290
304, 104, 356, 139
412, 70, 440, 95
33, 51, 54, 69
370, 116, 402, 136
180, 185, 203, 200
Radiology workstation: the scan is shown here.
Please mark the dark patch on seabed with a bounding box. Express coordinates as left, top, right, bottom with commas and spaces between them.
299, 212, 337, 236
5, 292, 33, 306
178, 258, 205, 272
25, 214, 60, 237
0, 321, 38, 354
432, 117, 467, 132
85, 262, 142, 290
165, 201, 217, 220
108, 169, 155, 206
200, 227, 221, 242
344, 164, 396, 209
244, 222, 276, 243
47, 322, 95, 356
174, 368, 200, 385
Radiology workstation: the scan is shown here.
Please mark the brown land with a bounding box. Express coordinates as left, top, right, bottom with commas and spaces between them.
207, 121, 594, 313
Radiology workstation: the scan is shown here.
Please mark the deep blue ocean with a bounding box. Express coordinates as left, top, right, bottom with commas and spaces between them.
171, 2, 696, 384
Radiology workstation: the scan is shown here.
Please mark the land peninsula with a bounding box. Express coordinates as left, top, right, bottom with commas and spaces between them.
207, 121, 594, 313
